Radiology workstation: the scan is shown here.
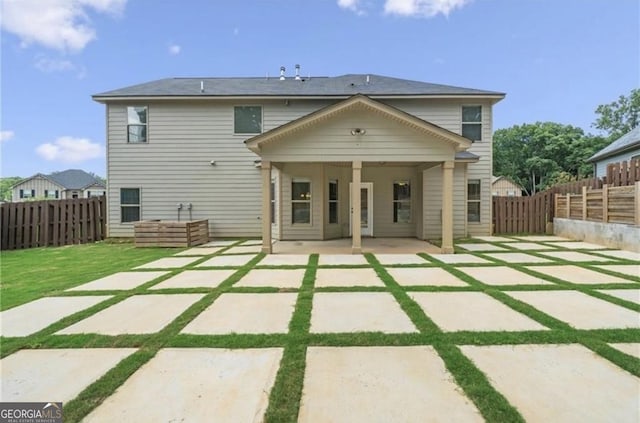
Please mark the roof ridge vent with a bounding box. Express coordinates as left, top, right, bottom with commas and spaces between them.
279, 66, 286, 80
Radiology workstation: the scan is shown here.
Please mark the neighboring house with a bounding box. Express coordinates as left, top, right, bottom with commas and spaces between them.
11, 169, 106, 202
588, 126, 640, 177
492, 176, 523, 196
93, 72, 504, 253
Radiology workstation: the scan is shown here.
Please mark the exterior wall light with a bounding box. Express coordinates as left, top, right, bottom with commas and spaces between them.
351, 128, 366, 136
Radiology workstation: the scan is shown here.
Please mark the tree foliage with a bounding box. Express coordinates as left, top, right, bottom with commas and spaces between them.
0, 177, 23, 201
593, 88, 640, 139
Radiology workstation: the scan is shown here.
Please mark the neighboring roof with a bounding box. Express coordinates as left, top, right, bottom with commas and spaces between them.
246, 94, 473, 154
589, 126, 640, 162
12, 169, 105, 190
93, 74, 505, 100
492, 175, 523, 188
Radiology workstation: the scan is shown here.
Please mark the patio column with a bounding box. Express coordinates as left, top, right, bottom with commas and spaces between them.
352, 160, 362, 254
261, 160, 272, 254
441, 160, 454, 254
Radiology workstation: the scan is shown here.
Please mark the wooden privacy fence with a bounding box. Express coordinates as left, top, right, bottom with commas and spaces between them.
1, 197, 106, 251
555, 182, 640, 226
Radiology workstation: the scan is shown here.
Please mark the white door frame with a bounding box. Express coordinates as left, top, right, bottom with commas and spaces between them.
349, 182, 373, 237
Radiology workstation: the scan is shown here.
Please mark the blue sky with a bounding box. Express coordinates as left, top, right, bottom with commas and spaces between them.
1, 0, 638, 178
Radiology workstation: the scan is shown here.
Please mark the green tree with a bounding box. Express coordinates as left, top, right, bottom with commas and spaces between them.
0, 177, 23, 201
593, 88, 640, 139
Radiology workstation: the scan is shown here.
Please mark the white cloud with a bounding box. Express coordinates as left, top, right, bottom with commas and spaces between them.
337, 0, 365, 15
36, 136, 104, 163
0, 0, 127, 52
168, 43, 181, 55
0, 130, 15, 143
34, 55, 87, 78
384, 0, 472, 17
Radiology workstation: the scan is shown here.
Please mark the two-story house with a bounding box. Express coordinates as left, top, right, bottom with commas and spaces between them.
11, 169, 106, 202
93, 72, 504, 253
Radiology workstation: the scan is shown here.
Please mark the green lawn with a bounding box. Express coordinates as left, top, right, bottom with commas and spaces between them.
1, 239, 639, 422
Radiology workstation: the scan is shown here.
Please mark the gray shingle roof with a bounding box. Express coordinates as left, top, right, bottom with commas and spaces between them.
93, 74, 504, 98
46, 169, 105, 190
589, 126, 640, 162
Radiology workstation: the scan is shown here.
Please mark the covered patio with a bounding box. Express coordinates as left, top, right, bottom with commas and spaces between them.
271, 237, 441, 255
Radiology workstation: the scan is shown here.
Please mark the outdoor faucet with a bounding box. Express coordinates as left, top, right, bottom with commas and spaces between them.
177, 203, 183, 221
187, 203, 193, 220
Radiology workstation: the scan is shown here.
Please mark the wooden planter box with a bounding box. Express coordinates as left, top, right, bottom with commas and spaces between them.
134, 219, 209, 247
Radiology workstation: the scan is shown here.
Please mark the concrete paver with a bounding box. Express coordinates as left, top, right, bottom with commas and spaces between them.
298, 346, 482, 423
223, 245, 262, 254
609, 343, 640, 359
134, 257, 201, 269
259, 254, 310, 266
83, 348, 282, 423
1, 348, 137, 402
57, 294, 204, 335
235, 269, 305, 288
386, 267, 469, 287
315, 268, 385, 287
597, 289, 640, 304
239, 240, 263, 246
150, 270, 236, 289
539, 251, 610, 262
458, 266, 551, 286
374, 254, 428, 265
174, 247, 222, 256
409, 292, 547, 332
181, 293, 297, 334
594, 264, 640, 278
512, 235, 570, 242
458, 243, 508, 252
508, 291, 640, 329
318, 254, 369, 265
68, 271, 168, 291
461, 344, 640, 423
593, 250, 640, 261
484, 252, 553, 264
197, 254, 256, 267
527, 265, 632, 284
0, 296, 111, 337
310, 292, 417, 333
551, 241, 607, 250
508, 242, 555, 251
473, 236, 516, 242
428, 253, 490, 264
201, 240, 238, 247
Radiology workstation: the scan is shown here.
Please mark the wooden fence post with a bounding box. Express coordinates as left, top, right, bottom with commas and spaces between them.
582, 186, 587, 221
602, 184, 608, 223
635, 181, 640, 226
565, 193, 571, 219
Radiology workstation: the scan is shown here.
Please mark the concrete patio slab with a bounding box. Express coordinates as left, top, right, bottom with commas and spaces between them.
458, 266, 551, 286
527, 265, 632, 284
83, 348, 282, 423
473, 236, 516, 242
1, 296, 111, 337
310, 292, 417, 333
298, 346, 482, 423
149, 270, 236, 289
507, 242, 555, 251
201, 240, 238, 247
484, 252, 553, 264
274, 238, 440, 254
258, 254, 310, 266
593, 250, 640, 261
174, 247, 222, 256
457, 243, 508, 252
551, 241, 607, 249
197, 254, 256, 267
235, 269, 305, 288
1, 348, 137, 402
68, 271, 169, 291
508, 291, 640, 329
386, 267, 469, 287
539, 251, 611, 262
57, 294, 204, 335
181, 293, 297, 334
374, 254, 429, 265
512, 235, 570, 242
134, 257, 201, 269
594, 264, 640, 278
315, 268, 385, 287
239, 240, 263, 246
427, 253, 490, 264
461, 344, 640, 423
609, 343, 640, 359
223, 245, 263, 254
597, 289, 640, 304
409, 292, 547, 332
318, 254, 369, 266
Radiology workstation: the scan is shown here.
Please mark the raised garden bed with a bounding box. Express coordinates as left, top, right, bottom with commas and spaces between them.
134, 219, 209, 247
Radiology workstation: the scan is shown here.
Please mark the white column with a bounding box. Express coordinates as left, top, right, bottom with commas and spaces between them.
261, 160, 272, 254
352, 160, 362, 254
441, 161, 454, 254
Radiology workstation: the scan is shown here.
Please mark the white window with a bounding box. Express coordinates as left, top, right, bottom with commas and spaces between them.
44, 190, 59, 199
234, 106, 262, 134
270, 180, 276, 224
121, 188, 140, 223
20, 189, 35, 199
127, 106, 147, 143
462, 106, 482, 142
291, 179, 311, 224
328, 180, 338, 224
393, 181, 411, 223
467, 180, 481, 222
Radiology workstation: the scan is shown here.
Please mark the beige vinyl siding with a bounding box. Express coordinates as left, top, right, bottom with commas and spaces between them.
492, 178, 523, 196
594, 150, 640, 177
422, 163, 467, 240
12, 177, 64, 202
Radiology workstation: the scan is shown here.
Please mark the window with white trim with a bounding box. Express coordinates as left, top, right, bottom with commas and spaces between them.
393, 181, 411, 223
291, 179, 311, 224
127, 106, 147, 143
462, 106, 482, 142
234, 106, 262, 134
467, 179, 481, 222
20, 189, 35, 199
44, 190, 59, 199
328, 180, 338, 224
121, 188, 140, 223
270, 180, 276, 224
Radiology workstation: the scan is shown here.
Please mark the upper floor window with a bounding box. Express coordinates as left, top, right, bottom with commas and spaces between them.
393, 181, 411, 223
462, 106, 482, 142
44, 190, 59, 199
20, 189, 35, 199
127, 106, 147, 143
234, 106, 262, 134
